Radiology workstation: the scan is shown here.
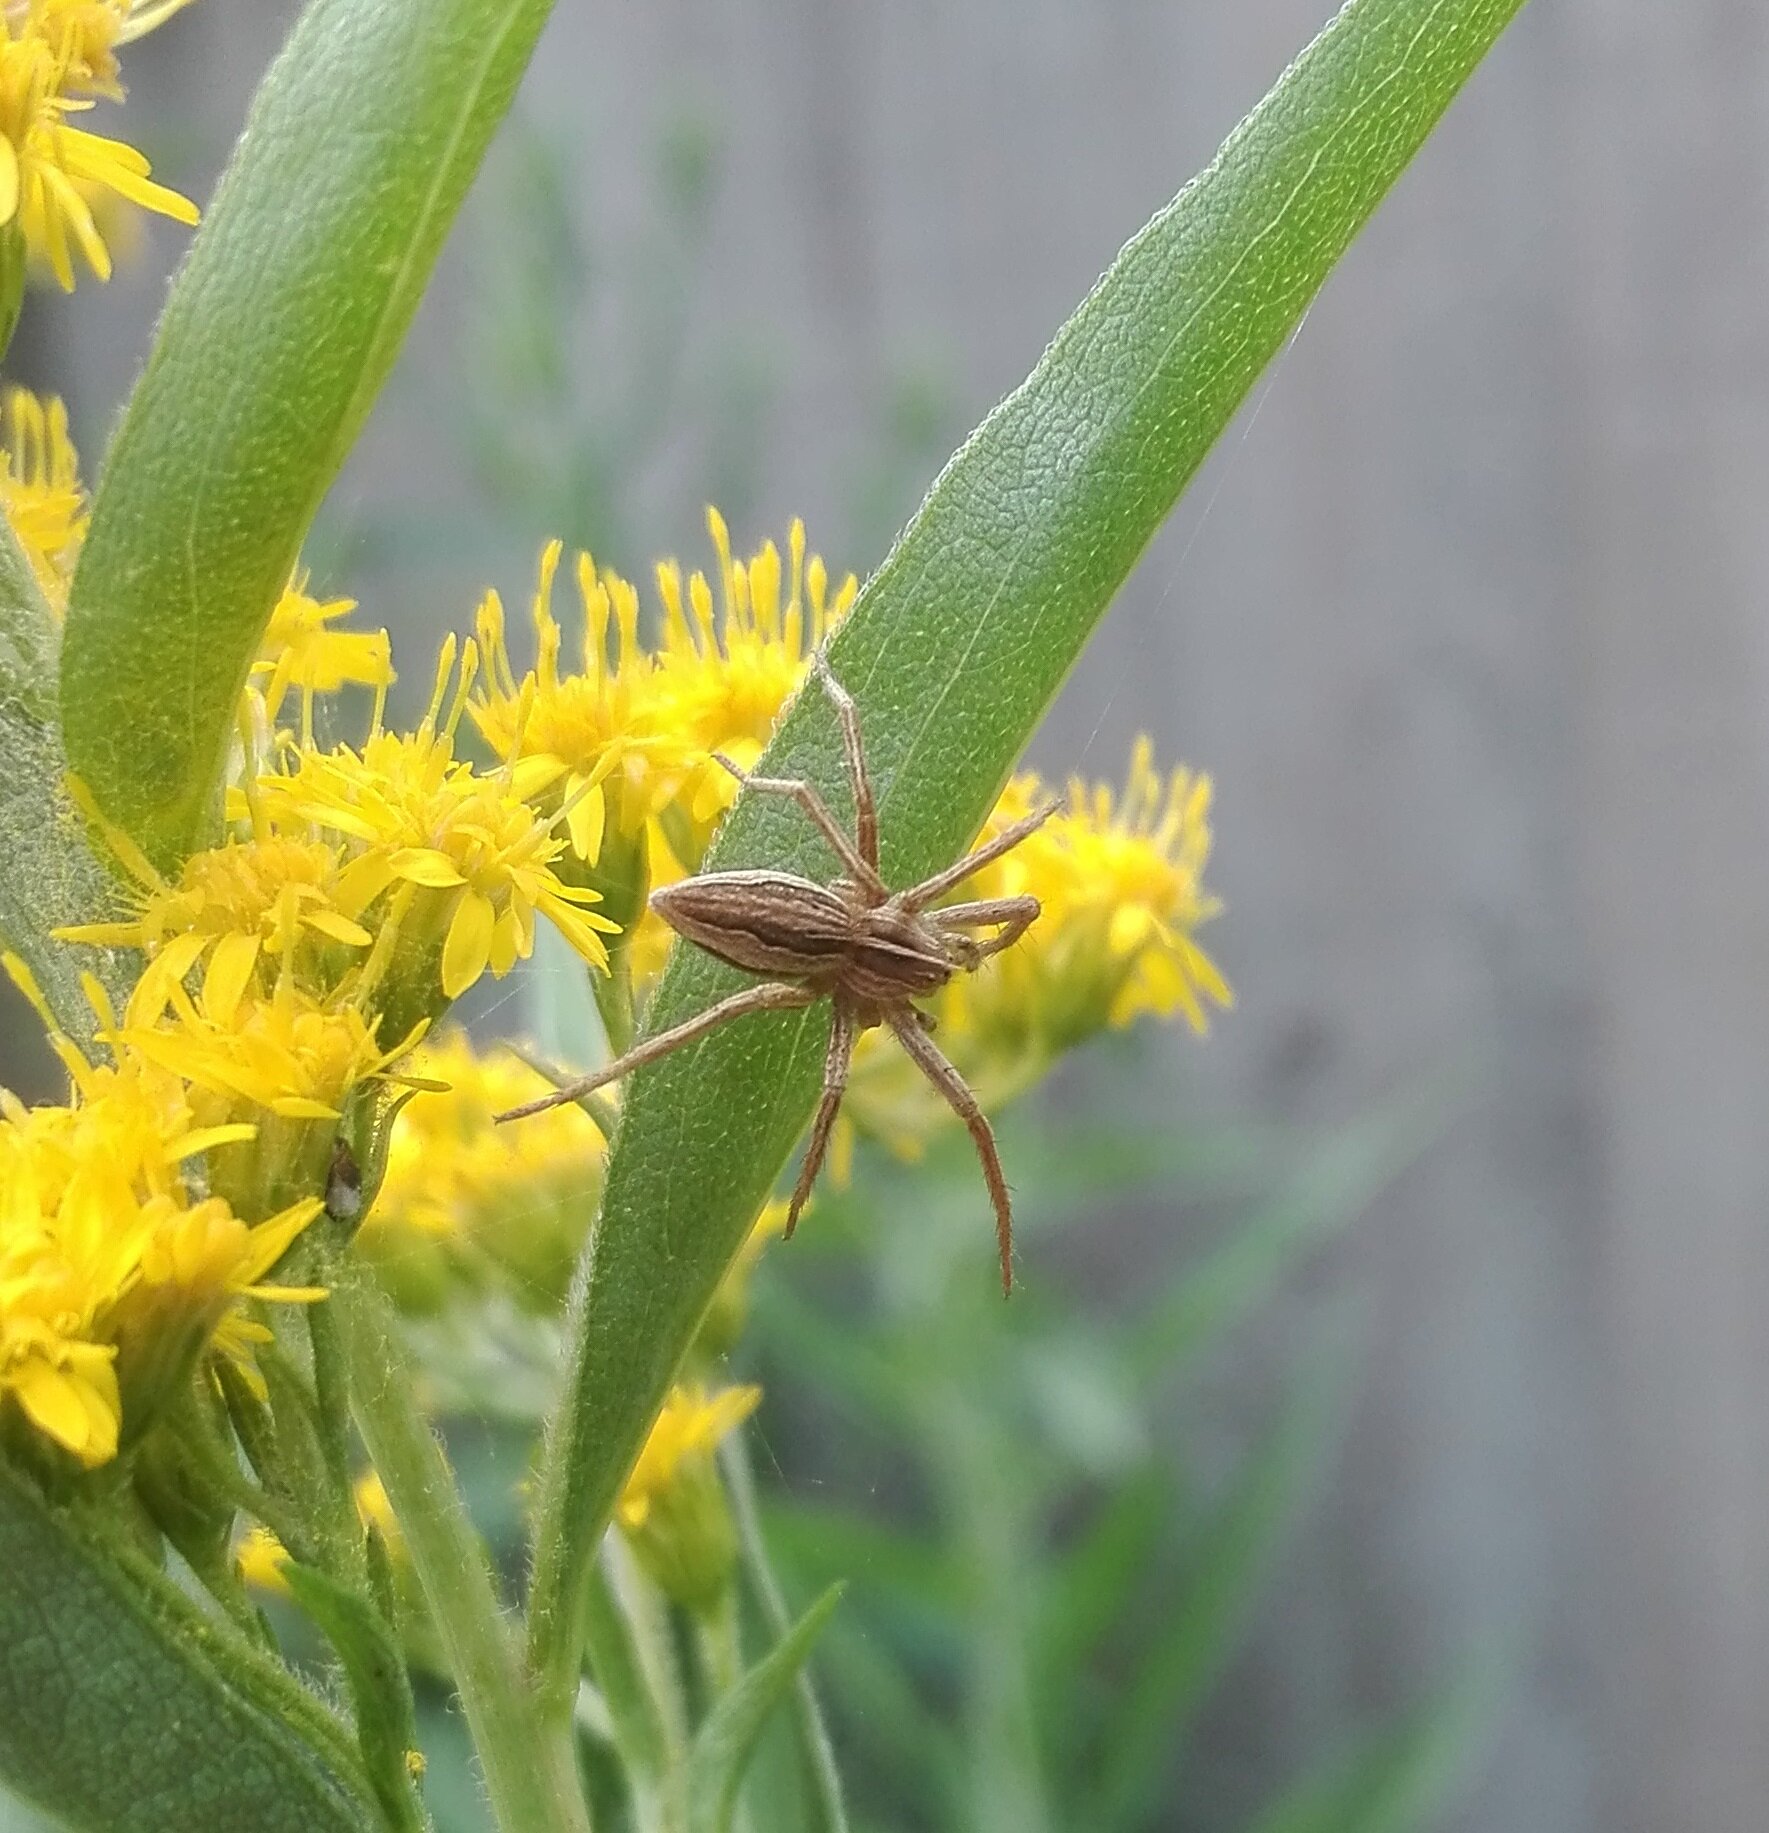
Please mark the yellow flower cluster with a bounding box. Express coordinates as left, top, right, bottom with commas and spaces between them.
0, 957, 322, 1468
358, 1029, 607, 1314
845, 743, 1231, 1153
0, 0, 198, 289
471, 509, 858, 931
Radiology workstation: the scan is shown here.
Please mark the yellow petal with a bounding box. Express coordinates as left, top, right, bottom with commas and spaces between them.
301, 907, 374, 947
391, 847, 466, 888
441, 891, 496, 998
489, 904, 523, 977
202, 931, 261, 1026
0, 137, 18, 226
564, 777, 606, 863
14, 1361, 115, 1466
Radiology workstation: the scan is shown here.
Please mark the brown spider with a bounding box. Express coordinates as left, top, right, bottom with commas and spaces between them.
497, 653, 1055, 1292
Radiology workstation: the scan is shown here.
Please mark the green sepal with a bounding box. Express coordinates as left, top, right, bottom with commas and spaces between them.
0, 1460, 379, 1832
280, 1557, 427, 1833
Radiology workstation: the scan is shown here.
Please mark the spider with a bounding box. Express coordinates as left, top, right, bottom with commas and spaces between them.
497, 653, 1056, 1292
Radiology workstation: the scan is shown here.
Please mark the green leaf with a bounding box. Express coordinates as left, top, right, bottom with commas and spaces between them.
0, 1461, 377, 1833
279, 1559, 425, 1833
527, 0, 1527, 1702
0, 515, 130, 1044
61, 0, 560, 870
682, 1585, 844, 1833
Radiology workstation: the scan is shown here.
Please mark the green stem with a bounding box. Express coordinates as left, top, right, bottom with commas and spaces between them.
720, 1432, 850, 1833
332, 1259, 592, 1833
593, 952, 637, 1057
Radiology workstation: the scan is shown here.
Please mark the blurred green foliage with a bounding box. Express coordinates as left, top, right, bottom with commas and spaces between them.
735, 1049, 1488, 1833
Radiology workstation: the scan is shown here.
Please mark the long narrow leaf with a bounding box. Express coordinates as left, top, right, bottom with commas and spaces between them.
682, 1585, 845, 1833
62, 0, 559, 868
528, 0, 1528, 1700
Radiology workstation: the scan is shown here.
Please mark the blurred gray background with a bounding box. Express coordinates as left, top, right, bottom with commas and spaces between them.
8, 2, 1763, 1829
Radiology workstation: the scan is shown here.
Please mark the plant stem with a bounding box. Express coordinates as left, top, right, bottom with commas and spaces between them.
332, 1258, 592, 1833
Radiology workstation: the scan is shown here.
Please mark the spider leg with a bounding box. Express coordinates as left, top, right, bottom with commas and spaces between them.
786, 1002, 855, 1237
931, 895, 1041, 961
899, 800, 1060, 912
496, 979, 818, 1123
712, 752, 889, 902
810, 649, 878, 873
884, 1006, 1016, 1295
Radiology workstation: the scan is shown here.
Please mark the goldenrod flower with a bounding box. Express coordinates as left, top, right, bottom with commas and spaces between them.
618, 1382, 760, 1612
115, 970, 416, 1124
234, 1520, 289, 1594
0, 15, 197, 289
254, 638, 618, 1005
237, 1467, 404, 1596
0, 954, 323, 1465
0, 384, 82, 604
650, 510, 856, 847
252, 573, 394, 734
58, 833, 376, 992
845, 741, 1231, 1153
698, 1197, 793, 1357
18, 1, 197, 101
470, 541, 685, 867
361, 1029, 606, 1313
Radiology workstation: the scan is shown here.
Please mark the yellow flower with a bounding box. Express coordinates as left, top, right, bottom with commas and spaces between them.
620, 1383, 760, 1533
237, 1468, 404, 1596
843, 742, 1231, 1156
234, 1520, 289, 1593
16, 1, 197, 101
253, 638, 619, 1005
0, 18, 197, 288
252, 573, 394, 734
115, 969, 416, 1125
650, 510, 856, 848
0, 384, 82, 605
58, 833, 376, 993
618, 1382, 760, 1612
470, 540, 686, 867
0, 953, 323, 1465
361, 1029, 606, 1313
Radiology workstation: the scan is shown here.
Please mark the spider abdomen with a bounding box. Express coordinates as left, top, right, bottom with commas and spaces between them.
650, 869, 856, 979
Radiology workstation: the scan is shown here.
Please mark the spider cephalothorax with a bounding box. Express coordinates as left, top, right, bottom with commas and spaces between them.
500, 653, 1053, 1290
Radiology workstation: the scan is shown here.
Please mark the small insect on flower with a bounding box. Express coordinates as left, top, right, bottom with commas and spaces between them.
498, 653, 1055, 1292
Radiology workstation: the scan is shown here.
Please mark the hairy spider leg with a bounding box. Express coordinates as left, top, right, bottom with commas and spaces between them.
786, 1003, 856, 1237
899, 802, 1061, 912
885, 1004, 1017, 1295
496, 979, 818, 1123
711, 752, 890, 903
932, 895, 1042, 960
810, 649, 878, 872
